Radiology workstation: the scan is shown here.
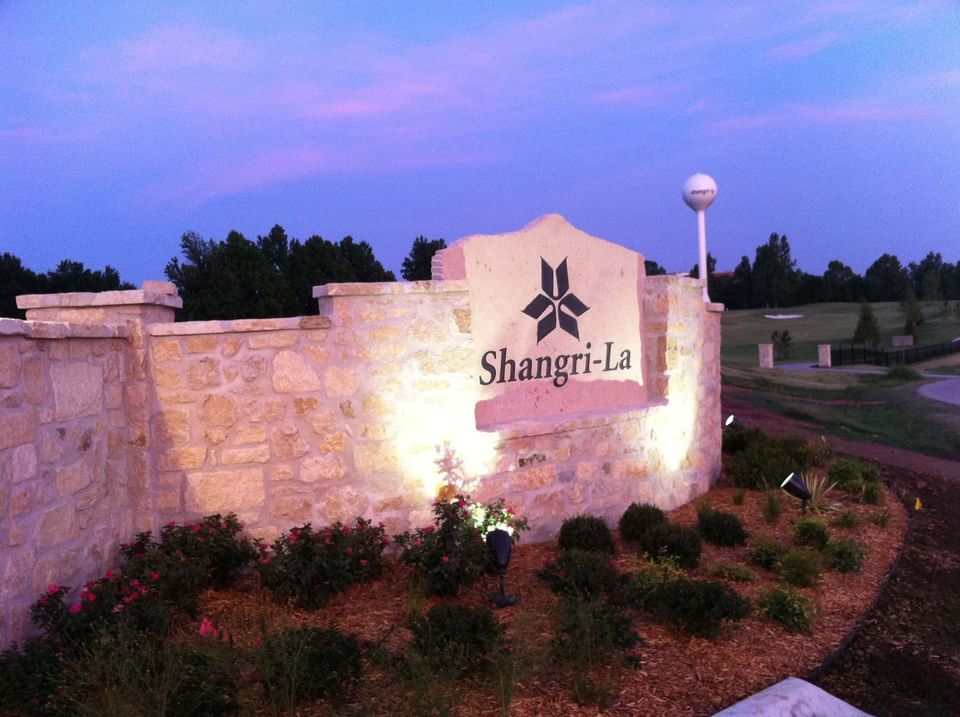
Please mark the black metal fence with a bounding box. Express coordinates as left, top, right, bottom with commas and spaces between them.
831, 339, 960, 367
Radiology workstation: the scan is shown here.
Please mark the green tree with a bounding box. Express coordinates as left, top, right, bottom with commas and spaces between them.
900, 287, 924, 341
0, 253, 39, 318
853, 301, 882, 349
401, 236, 446, 281
864, 254, 908, 302
822, 260, 862, 303
751, 233, 798, 308
644, 259, 667, 276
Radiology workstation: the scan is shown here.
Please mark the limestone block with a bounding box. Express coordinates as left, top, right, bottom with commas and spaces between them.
0, 444, 37, 484
56, 460, 91, 496
272, 351, 321, 392
10, 489, 31, 517
248, 332, 297, 349
151, 410, 189, 444
200, 394, 239, 427
1, 548, 35, 601
157, 446, 207, 471
187, 358, 221, 389
452, 308, 471, 333
324, 366, 358, 397
310, 409, 338, 435
50, 363, 102, 419
220, 444, 270, 465
272, 465, 294, 481
203, 428, 228, 444
38, 504, 76, 547
0, 408, 36, 450
361, 393, 394, 417
22, 355, 47, 404
221, 338, 242, 357
293, 397, 318, 416
319, 485, 368, 523
353, 442, 399, 475
249, 399, 285, 422
185, 468, 264, 512
8, 522, 28, 546
318, 431, 346, 454
104, 384, 123, 409
0, 341, 20, 387
303, 345, 331, 365
613, 459, 649, 481
272, 425, 309, 460
156, 491, 183, 512
270, 495, 313, 522
153, 365, 182, 389
300, 453, 346, 483
513, 465, 557, 490
184, 336, 217, 354
234, 426, 267, 444
152, 339, 182, 360
124, 382, 148, 408
240, 357, 268, 382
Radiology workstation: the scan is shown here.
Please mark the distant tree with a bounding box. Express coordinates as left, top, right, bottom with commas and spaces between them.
900, 287, 924, 341
794, 272, 826, 305
751, 233, 798, 307
0, 253, 39, 318
687, 253, 717, 279
822, 260, 863, 303
853, 301, 882, 349
864, 254, 908, 302
643, 259, 668, 276
401, 236, 446, 281
771, 329, 792, 359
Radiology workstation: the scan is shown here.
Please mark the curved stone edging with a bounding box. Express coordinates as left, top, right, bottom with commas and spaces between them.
805, 475, 915, 683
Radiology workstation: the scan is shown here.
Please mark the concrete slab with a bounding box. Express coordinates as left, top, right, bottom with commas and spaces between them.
713, 677, 873, 717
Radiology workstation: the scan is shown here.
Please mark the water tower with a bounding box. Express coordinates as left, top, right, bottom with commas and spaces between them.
682, 173, 717, 302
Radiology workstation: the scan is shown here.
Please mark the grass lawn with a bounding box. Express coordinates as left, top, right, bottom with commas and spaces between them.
721, 302, 960, 368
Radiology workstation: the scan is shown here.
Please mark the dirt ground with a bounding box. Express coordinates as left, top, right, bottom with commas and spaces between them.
723, 387, 960, 716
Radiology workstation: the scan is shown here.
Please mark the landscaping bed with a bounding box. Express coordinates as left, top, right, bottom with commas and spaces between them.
1, 446, 909, 716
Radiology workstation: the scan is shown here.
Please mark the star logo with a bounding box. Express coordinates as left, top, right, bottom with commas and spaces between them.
522, 257, 590, 343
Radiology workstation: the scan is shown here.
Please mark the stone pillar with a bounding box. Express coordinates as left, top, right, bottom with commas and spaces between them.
758, 343, 774, 369
17, 282, 182, 530
818, 344, 832, 368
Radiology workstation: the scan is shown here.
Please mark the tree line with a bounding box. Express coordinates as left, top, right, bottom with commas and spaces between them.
2, 227, 956, 320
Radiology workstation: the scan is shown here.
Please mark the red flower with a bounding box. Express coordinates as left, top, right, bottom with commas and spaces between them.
39, 598, 49, 607
259, 557, 271, 565
105, 570, 114, 579
68, 603, 82, 614
423, 526, 435, 533
192, 524, 201, 533
441, 556, 450, 564
46, 584, 59, 596
81, 591, 96, 603
346, 547, 353, 555
149, 571, 160, 581
342, 525, 350, 533
253, 637, 263, 648
360, 559, 369, 567
382, 536, 392, 546
199, 616, 216, 638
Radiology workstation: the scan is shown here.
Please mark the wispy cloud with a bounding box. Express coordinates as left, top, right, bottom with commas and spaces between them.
589, 84, 686, 108
767, 31, 846, 61
708, 100, 937, 134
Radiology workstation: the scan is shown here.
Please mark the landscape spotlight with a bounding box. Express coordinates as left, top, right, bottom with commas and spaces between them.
780, 472, 812, 515
486, 529, 518, 608
725, 414, 735, 427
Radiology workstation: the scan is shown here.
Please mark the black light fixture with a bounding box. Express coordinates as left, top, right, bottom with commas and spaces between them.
486, 529, 518, 608
780, 472, 812, 514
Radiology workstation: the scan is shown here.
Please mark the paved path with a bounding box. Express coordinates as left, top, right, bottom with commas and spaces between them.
774, 362, 960, 408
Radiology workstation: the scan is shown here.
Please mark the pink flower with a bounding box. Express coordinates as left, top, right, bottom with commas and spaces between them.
346, 547, 353, 555
199, 617, 216, 638
382, 536, 392, 546
166, 521, 177, 527
219, 627, 231, 643
81, 591, 96, 603
68, 603, 82, 614
441, 556, 450, 564
423, 526, 435, 534
259, 557, 271, 565
253, 637, 263, 648
288, 532, 299, 544
360, 559, 369, 567
105, 570, 114, 579
130, 579, 142, 589
46, 584, 59, 595
192, 524, 201, 533
149, 571, 160, 581
414, 539, 422, 547
39, 598, 49, 607
342, 525, 350, 533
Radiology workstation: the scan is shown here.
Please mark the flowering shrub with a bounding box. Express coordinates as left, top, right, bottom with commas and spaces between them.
395, 495, 528, 596
538, 550, 627, 601
256, 518, 388, 609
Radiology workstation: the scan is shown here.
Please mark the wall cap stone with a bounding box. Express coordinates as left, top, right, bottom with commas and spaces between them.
0, 318, 129, 339
17, 289, 183, 310
313, 280, 468, 298
148, 315, 331, 336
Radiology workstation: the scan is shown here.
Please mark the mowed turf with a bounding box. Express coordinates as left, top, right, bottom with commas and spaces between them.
721, 301, 960, 368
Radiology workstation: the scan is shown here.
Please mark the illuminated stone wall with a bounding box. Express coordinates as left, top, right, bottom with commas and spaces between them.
1, 217, 722, 646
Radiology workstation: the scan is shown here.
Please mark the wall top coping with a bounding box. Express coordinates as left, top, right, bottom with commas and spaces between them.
0, 318, 130, 339
313, 279, 468, 298
149, 315, 331, 337
17, 288, 183, 310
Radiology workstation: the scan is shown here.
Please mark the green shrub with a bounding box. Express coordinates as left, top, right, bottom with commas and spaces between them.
823, 539, 867, 573
757, 587, 815, 634
711, 562, 757, 582
0, 638, 65, 716
259, 627, 363, 707
618, 503, 666, 542
828, 458, 869, 488
760, 492, 782, 524
779, 550, 820, 587
558, 515, 615, 554
637, 523, 701, 569
696, 506, 748, 546
870, 509, 892, 528
412, 604, 502, 676
258, 518, 388, 608
538, 550, 626, 601
727, 435, 819, 490
152, 514, 256, 588
836, 511, 859, 529
649, 579, 751, 639
794, 518, 830, 550
721, 425, 764, 454
747, 537, 787, 570
886, 366, 922, 382
861, 480, 884, 504
552, 598, 640, 664
631, 557, 686, 608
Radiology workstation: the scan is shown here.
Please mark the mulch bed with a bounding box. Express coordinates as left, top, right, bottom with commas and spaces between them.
193, 482, 908, 716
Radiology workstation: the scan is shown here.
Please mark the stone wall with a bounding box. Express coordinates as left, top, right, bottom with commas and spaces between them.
0, 258, 722, 647
0, 319, 135, 646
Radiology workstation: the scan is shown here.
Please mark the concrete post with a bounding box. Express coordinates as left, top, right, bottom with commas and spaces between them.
758, 343, 774, 369
818, 344, 832, 368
